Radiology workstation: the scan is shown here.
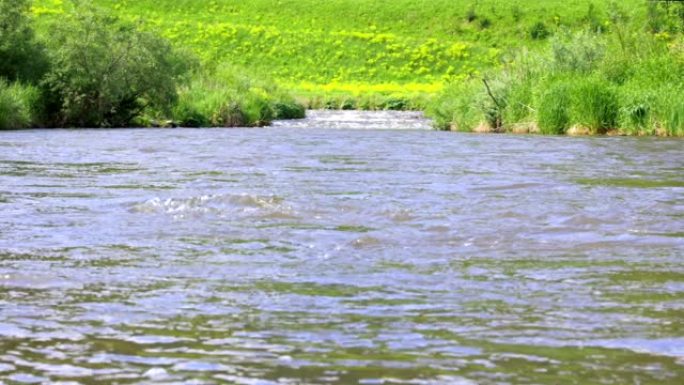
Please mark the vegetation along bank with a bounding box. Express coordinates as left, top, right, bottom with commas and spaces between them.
1, 0, 683, 135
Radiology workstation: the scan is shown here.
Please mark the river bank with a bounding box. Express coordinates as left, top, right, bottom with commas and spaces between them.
2, 1, 683, 135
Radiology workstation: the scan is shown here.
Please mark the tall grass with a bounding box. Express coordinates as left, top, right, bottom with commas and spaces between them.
0, 80, 39, 130
538, 81, 570, 135
571, 77, 619, 134
172, 65, 304, 127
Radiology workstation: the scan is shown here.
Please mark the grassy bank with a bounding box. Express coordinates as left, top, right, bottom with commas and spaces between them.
33, 0, 652, 109
429, 5, 684, 136
2, 0, 683, 134
1, 0, 304, 129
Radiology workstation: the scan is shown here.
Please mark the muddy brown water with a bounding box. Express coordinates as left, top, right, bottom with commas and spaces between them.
1, 111, 683, 384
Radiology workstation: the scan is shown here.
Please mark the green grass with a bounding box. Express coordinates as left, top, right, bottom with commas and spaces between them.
31, 0, 646, 103
171, 65, 304, 127
0, 80, 39, 130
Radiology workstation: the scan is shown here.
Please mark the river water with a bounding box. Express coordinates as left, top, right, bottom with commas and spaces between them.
1, 111, 683, 384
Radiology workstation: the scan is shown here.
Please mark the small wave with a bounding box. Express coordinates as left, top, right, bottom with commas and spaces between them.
129, 193, 295, 219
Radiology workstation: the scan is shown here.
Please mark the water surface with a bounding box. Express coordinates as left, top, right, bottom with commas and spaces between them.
1, 112, 683, 384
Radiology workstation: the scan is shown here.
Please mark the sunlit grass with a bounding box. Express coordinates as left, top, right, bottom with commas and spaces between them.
31, 0, 645, 105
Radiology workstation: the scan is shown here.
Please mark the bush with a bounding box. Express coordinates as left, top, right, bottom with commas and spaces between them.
172, 101, 208, 128
340, 98, 356, 110
273, 101, 306, 119
465, 7, 477, 23
538, 81, 571, 134
551, 31, 606, 73
426, 81, 483, 131
530, 21, 550, 40
42, 3, 189, 127
384, 97, 409, 110
479, 77, 508, 130
503, 78, 534, 124
479, 17, 492, 29
0, 0, 49, 83
0, 80, 39, 129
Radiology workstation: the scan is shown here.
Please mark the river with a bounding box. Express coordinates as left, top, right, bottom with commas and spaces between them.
1, 111, 683, 384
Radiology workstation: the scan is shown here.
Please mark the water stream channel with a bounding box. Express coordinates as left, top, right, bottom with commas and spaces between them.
1, 111, 683, 384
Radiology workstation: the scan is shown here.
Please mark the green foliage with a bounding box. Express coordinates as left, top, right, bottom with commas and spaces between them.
465, 6, 478, 23
0, 0, 48, 82
530, 21, 550, 40
0, 79, 39, 129
41, 2, 189, 127
480, 79, 507, 130
173, 65, 303, 127
273, 101, 306, 119
503, 77, 534, 124
426, 81, 483, 131
551, 31, 606, 73
479, 17, 492, 30
430, 0, 684, 136
646, 1, 684, 33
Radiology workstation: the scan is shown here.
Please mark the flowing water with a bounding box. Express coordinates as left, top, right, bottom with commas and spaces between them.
0, 111, 683, 384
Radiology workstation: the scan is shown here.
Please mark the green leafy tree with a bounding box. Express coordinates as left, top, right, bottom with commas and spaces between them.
42, 2, 190, 127
0, 0, 48, 82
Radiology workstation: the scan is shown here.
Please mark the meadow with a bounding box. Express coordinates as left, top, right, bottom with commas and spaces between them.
2, 0, 683, 134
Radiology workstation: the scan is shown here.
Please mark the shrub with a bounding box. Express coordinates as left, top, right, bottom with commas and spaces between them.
426, 81, 482, 131
465, 7, 477, 23
384, 97, 409, 110
340, 98, 356, 110
530, 21, 550, 40
479, 17, 492, 29
625, 103, 650, 131
0, 0, 49, 83
273, 101, 305, 119
511, 5, 523, 22
538, 81, 571, 134
551, 31, 606, 73
172, 101, 208, 128
645, 1, 684, 33
42, 3, 189, 127
242, 93, 274, 126
480, 78, 508, 130
173, 65, 302, 127
503, 78, 534, 124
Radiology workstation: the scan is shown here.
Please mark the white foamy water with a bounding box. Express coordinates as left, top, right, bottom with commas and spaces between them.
272, 110, 433, 130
